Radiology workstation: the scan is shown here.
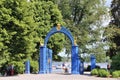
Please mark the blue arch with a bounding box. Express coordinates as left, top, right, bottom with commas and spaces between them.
44, 26, 74, 46
39, 26, 80, 74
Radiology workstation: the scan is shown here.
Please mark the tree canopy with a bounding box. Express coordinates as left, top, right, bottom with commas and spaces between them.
0, 0, 64, 73
0, 0, 113, 73
52, 0, 108, 62
105, 0, 120, 58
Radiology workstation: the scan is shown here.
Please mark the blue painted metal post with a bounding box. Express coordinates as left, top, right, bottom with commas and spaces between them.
79, 60, 84, 74
78, 59, 81, 74
48, 49, 52, 73
71, 46, 79, 74
91, 55, 96, 71
46, 48, 48, 73
25, 60, 30, 74
39, 46, 47, 74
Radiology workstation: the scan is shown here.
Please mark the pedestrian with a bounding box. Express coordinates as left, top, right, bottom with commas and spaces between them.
107, 64, 110, 71
7, 64, 11, 76
10, 64, 14, 76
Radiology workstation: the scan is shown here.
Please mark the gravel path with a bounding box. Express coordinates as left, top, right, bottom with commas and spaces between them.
0, 73, 119, 80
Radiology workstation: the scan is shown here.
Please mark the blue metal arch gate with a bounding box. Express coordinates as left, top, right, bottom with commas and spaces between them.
39, 25, 80, 74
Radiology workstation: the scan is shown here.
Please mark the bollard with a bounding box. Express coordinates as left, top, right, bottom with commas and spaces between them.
25, 60, 30, 74
91, 55, 96, 71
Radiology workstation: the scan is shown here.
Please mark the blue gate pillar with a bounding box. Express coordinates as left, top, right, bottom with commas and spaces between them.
39, 46, 47, 74
71, 46, 79, 74
91, 54, 96, 71
25, 60, 30, 74
48, 49, 52, 73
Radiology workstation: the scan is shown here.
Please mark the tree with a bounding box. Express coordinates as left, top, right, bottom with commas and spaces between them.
31, 1, 65, 61
0, 0, 38, 73
0, 0, 65, 73
52, 0, 108, 61
104, 0, 120, 71
0, 27, 11, 67
111, 51, 120, 70
30, 0, 109, 62
106, 0, 120, 58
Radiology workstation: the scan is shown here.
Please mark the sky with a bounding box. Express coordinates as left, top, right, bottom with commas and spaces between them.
105, 0, 112, 7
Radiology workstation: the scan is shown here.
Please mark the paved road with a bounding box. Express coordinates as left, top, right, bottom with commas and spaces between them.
0, 73, 119, 80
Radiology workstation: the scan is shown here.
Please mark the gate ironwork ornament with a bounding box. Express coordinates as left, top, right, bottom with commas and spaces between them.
74, 37, 77, 46
40, 38, 44, 46
56, 24, 61, 31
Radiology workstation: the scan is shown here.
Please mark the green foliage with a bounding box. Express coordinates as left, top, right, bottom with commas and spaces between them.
95, 53, 106, 63
91, 68, 110, 77
112, 71, 120, 78
91, 69, 98, 75
84, 53, 106, 63
30, 60, 38, 73
31, 1, 65, 61
0, 0, 12, 66
51, 0, 108, 58
0, 0, 110, 74
12, 62, 25, 74
111, 53, 120, 70
110, 0, 120, 27
98, 69, 109, 77
49, 33, 65, 61
105, 0, 120, 57
0, 0, 64, 73
0, 0, 37, 63
31, 0, 107, 62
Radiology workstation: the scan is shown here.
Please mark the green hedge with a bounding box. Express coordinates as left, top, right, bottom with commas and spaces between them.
91, 69, 120, 78
91, 69, 98, 75
98, 69, 109, 77
91, 69, 110, 77
112, 71, 120, 78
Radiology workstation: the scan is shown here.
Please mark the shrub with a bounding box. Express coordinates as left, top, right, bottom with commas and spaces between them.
13, 62, 25, 74
0, 61, 25, 75
112, 71, 120, 78
118, 71, 120, 76
98, 69, 109, 77
0, 64, 7, 76
30, 60, 38, 74
112, 71, 119, 78
91, 69, 98, 75
111, 53, 120, 70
